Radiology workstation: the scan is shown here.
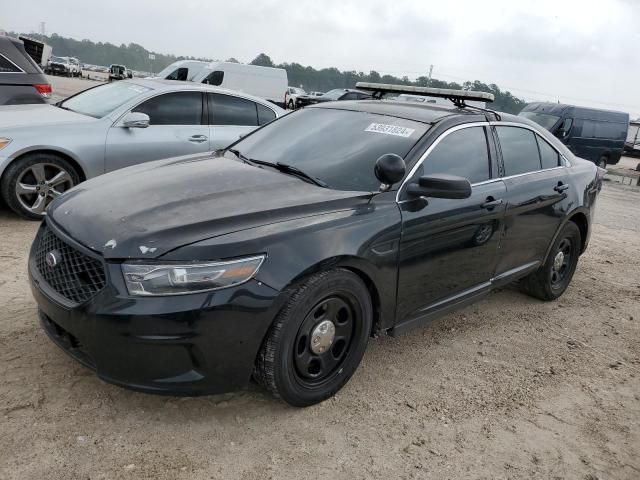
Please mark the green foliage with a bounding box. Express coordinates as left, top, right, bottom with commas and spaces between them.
249, 53, 526, 113
10, 32, 527, 113
11, 32, 212, 73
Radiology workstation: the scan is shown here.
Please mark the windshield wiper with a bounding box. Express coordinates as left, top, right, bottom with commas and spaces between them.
272, 162, 329, 188
227, 148, 257, 166
226, 150, 328, 188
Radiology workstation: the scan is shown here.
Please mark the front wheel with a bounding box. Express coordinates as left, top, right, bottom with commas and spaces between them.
596, 156, 607, 169
1, 153, 79, 220
287, 99, 295, 110
254, 269, 373, 407
521, 222, 581, 301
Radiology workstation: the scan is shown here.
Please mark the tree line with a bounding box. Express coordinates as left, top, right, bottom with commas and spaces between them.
13, 33, 527, 113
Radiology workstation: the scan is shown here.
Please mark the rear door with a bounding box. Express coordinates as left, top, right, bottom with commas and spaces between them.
493, 125, 569, 276
105, 91, 209, 172
207, 93, 275, 149
396, 125, 507, 322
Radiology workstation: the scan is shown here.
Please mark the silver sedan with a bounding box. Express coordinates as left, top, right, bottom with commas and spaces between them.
0, 79, 284, 219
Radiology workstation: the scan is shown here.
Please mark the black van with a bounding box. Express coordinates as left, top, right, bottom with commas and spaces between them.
519, 103, 629, 168
0, 36, 51, 105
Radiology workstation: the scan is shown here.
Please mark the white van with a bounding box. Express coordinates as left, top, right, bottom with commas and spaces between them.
154, 60, 209, 82
191, 62, 288, 107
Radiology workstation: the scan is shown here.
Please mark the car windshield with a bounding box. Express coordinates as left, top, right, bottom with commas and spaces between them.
519, 111, 561, 131
322, 89, 345, 100
292, 88, 306, 94
60, 82, 152, 118
230, 108, 428, 191
51, 56, 66, 63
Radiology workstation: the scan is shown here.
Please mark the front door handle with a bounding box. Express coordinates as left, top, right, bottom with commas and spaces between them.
188, 135, 208, 143
554, 183, 570, 193
481, 197, 504, 209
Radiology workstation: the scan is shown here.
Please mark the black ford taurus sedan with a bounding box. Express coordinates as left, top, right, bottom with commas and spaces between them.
29, 91, 603, 406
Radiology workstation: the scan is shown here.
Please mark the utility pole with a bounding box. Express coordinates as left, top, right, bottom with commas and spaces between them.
426, 64, 433, 87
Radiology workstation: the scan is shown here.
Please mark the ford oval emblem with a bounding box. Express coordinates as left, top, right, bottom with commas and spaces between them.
46, 250, 61, 268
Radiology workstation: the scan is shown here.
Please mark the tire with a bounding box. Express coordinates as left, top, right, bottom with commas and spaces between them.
288, 99, 295, 110
520, 222, 581, 301
254, 269, 373, 407
1, 153, 80, 220
596, 156, 607, 169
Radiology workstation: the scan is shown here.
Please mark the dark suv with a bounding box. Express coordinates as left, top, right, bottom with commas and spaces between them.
29, 85, 603, 407
0, 36, 51, 105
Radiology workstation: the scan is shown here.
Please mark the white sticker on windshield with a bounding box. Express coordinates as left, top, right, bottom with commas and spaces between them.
365, 123, 415, 138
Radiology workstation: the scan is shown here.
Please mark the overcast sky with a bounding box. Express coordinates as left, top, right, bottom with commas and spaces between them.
4, 0, 639, 116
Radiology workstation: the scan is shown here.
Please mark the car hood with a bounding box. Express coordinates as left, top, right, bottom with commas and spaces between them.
0, 104, 94, 129
48, 154, 371, 259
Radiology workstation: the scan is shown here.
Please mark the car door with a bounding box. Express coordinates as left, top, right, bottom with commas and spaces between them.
493, 125, 569, 277
104, 91, 208, 172
208, 93, 274, 149
396, 125, 507, 324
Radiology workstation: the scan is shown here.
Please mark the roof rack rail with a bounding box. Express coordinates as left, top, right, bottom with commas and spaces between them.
355, 82, 495, 108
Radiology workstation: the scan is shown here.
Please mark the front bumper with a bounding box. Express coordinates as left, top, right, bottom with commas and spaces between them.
29, 221, 282, 395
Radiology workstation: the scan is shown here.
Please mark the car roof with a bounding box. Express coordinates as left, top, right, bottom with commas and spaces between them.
523, 101, 628, 118
119, 79, 285, 112
310, 99, 511, 125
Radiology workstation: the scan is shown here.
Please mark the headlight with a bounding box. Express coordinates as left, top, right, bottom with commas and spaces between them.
0, 138, 11, 150
121, 255, 265, 296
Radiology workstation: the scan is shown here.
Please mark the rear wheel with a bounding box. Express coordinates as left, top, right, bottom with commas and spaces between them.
520, 222, 581, 301
254, 269, 372, 407
1, 153, 79, 220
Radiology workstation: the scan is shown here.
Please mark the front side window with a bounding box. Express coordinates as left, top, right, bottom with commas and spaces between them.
61, 82, 152, 118
208, 93, 258, 126
536, 136, 560, 169
166, 67, 188, 81
496, 126, 541, 176
133, 91, 203, 125
203, 70, 224, 86
421, 127, 490, 184
231, 108, 427, 191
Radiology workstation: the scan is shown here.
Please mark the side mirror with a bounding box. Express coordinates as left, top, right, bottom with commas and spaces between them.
374, 153, 406, 185
407, 174, 471, 199
122, 112, 150, 128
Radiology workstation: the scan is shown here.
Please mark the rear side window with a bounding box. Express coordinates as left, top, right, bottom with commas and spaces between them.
495, 126, 541, 176
0, 54, 22, 73
203, 71, 224, 86
133, 91, 203, 125
580, 120, 626, 140
422, 127, 490, 184
208, 93, 258, 126
257, 103, 276, 125
536, 136, 560, 169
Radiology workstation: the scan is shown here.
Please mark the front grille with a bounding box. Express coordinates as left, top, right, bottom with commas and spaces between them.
35, 226, 107, 304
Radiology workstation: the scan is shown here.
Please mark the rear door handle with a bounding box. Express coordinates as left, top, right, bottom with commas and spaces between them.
554, 183, 570, 193
481, 197, 503, 209
188, 135, 208, 143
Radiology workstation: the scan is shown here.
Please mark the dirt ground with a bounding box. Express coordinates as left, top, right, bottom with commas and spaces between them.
1, 157, 639, 479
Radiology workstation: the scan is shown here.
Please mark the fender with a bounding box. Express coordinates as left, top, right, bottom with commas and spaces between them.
542, 206, 591, 264
3, 145, 87, 181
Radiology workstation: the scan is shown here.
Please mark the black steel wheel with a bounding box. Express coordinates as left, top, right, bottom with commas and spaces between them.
254, 269, 372, 407
521, 221, 581, 301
